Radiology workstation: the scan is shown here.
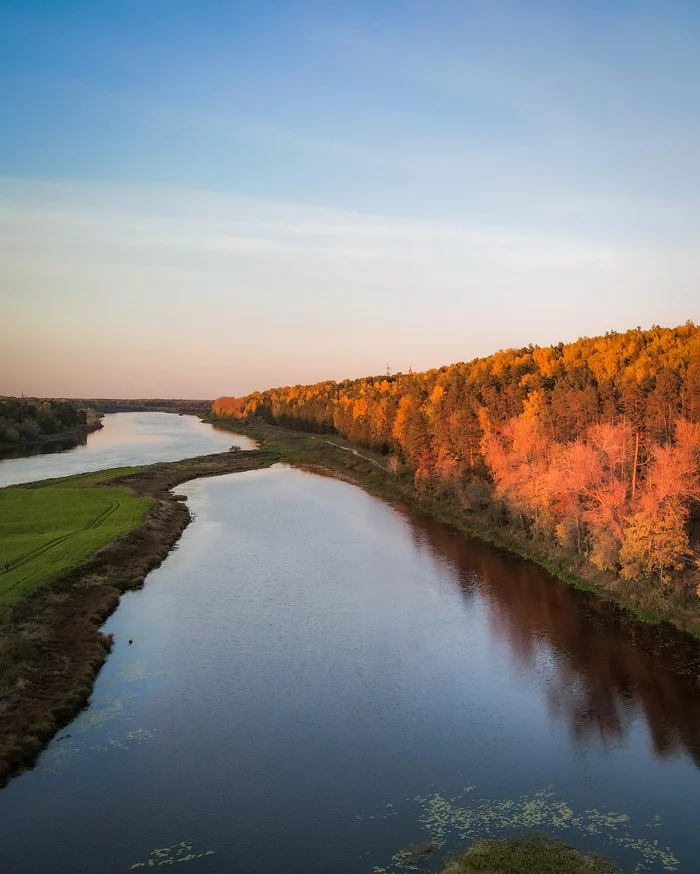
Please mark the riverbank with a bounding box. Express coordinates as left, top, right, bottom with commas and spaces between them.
208, 417, 700, 639
0, 447, 278, 785
2, 415, 698, 789
0, 468, 153, 611
0, 420, 103, 460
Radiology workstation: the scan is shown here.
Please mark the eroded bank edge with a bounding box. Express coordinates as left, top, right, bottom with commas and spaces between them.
0, 448, 279, 786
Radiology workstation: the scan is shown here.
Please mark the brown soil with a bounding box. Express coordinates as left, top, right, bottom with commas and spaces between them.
0, 448, 278, 786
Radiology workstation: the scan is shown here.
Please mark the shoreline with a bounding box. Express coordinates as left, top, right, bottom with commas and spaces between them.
0, 421, 104, 461
208, 417, 700, 642
3, 417, 700, 787
0, 448, 278, 786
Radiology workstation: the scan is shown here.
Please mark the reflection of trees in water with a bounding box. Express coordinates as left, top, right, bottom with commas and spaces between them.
403, 512, 700, 766
0, 434, 85, 461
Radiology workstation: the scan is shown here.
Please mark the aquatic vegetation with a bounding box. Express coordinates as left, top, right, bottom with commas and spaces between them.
368, 784, 678, 873
33, 739, 81, 775
93, 728, 157, 752
34, 693, 153, 776
35, 723, 157, 774
391, 842, 436, 868
442, 833, 619, 873
73, 692, 135, 732
112, 659, 165, 684
115, 660, 151, 683
129, 841, 215, 868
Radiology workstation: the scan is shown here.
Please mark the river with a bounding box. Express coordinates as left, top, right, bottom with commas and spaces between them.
0, 412, 254, 487
1, 419, 699, 872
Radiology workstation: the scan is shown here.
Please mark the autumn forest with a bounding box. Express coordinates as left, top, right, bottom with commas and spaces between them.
214, 323, 700, 605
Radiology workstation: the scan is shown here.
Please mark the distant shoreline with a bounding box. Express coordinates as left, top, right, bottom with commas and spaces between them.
0, 422, 103, 461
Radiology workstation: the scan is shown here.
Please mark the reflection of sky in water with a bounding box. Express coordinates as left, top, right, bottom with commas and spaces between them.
0, 412, 254, 486
0, 466, 698, 873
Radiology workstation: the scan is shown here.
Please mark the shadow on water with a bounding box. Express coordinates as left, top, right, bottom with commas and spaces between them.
0, 433, 85, 461
404, 511, 700, 765
1, 465, 699, 873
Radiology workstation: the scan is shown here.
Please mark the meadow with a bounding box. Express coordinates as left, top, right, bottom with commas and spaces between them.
0, 468, 151, 611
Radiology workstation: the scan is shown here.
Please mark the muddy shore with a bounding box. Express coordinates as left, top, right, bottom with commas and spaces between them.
0, 448, 278, 785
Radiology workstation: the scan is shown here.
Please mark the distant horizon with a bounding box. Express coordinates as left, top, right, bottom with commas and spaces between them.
2, 318, 696, 401
2, 2, 699, 397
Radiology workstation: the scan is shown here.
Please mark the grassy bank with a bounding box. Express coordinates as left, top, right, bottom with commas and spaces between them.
209, 417, 700, 639
0, 448, 278, 785
0, 469, 150, 611
3, 415, 699, 786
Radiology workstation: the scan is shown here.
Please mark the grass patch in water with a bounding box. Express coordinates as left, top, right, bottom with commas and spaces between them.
129, 841, 215, 868
442, 833, 619, 873
368, 784, 679, 873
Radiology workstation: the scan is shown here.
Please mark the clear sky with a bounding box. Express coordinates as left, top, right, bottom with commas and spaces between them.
1, 0, 699, 398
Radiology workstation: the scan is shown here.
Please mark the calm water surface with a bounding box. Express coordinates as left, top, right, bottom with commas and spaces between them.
0, 412, 254, 487
2, 465, 700, 873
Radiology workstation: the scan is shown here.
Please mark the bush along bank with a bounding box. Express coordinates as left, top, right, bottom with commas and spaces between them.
213, 324, 700, 632
209, 416, 700, 639
0, 398, 103, 455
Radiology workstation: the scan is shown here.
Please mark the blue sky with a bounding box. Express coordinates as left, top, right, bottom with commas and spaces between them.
1, 0, 699, 397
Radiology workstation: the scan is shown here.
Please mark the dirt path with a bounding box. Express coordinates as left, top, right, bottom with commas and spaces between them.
311, 437, 386, 471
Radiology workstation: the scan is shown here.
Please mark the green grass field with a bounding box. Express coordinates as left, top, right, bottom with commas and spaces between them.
0, 469, 151, 611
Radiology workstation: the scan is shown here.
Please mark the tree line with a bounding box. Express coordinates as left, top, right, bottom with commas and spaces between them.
0, 398, 94, 445
213, 322, 700, 591
71, 398, 212, 414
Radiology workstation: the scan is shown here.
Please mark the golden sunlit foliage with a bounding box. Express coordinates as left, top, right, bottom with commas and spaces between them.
214, 323, 700, 589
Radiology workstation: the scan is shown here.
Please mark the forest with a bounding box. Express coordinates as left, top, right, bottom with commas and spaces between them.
72, 398, 212, 414
214, 323, 700, 596
0, 398, 99, 447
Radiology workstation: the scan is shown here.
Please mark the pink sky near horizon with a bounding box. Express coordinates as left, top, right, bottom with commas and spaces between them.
2, 180, 697, 399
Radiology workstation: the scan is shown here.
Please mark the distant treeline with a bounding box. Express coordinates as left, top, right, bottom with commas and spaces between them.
0, 398, 100, 446
214, 322, 700, 592
72, 398, 212, 414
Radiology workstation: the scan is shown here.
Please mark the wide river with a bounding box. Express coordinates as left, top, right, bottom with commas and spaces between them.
0, 411, 254, 487
1, 415, 700, 872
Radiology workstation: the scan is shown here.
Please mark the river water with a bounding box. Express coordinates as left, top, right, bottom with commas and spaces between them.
0, 412, 254, 487
1, 421, 700, 872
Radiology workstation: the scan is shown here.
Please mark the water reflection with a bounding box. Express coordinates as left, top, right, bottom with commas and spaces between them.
0, 432, 86, 460
405, 513, 700, 763
0, 412, 254, 487
1, 466, 699, 873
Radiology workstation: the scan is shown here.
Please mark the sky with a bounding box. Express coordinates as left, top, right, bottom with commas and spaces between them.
1, 0, 699, 399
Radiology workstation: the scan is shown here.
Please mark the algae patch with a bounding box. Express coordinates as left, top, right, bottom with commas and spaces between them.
129, 841, 215, 868
94, 727, 157, 752
366, 784, 678, 873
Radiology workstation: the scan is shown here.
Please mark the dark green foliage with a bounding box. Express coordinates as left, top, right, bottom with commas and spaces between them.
0, 398, 92, 446
443, 833, 620, 874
